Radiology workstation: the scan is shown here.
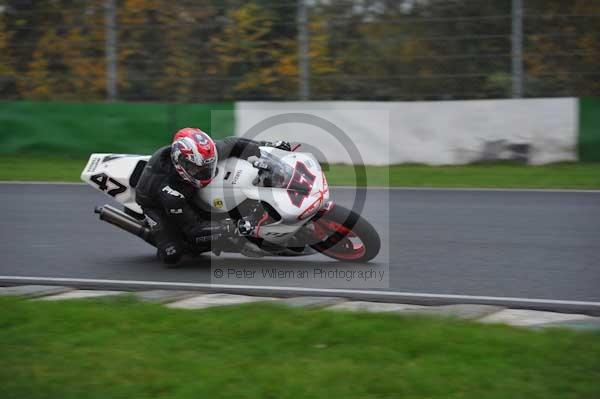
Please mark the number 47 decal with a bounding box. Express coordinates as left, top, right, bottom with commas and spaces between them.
90, 173, 127, 197
287, 161, 316, 207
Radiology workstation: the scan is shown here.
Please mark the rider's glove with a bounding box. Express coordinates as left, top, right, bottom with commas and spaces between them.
263, 140, 292, 151
252, 159, 271, 171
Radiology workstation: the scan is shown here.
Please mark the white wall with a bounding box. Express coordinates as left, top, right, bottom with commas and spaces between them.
236, 98, 577, 165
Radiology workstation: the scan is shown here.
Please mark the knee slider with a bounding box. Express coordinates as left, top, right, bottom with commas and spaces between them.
158, 244, 183, 264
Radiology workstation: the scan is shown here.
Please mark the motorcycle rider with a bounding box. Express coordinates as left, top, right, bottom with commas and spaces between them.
135, 127, 291, 265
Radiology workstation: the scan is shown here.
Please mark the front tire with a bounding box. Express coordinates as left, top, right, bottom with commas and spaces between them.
310, 205, 380, 262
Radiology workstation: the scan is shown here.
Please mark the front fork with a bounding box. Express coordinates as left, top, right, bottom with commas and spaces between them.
294, 200, 336, 244
313, 200, 335, 221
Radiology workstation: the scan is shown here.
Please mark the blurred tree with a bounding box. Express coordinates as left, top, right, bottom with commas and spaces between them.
305, 15, 340, 99
212, 2, 296, 98
61, 0, 106, 100
21, 28, 62, 99
14, 0, 105, 100
119, 0, 165, 100
0, 11, 16, 97
0, 0, 597, 101
162, 1, 222, 103
119, 0, 222, 101
524, 0, 600, 97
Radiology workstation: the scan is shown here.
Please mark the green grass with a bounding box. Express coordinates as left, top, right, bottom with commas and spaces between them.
1, 296, 599, 399
1, 155, 599, 189
0, 155, 87, 182
325, 162, 600, 189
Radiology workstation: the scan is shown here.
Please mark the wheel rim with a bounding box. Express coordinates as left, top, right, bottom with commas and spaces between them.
314, 219, 366, 260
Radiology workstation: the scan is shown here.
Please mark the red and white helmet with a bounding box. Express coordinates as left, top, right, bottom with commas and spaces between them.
171, 128, 217, 188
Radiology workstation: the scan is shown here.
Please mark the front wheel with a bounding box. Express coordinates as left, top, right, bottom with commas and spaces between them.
310, 205, 380, 262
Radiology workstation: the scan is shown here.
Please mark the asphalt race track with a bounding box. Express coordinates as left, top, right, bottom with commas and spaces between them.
1, 183, 599, 304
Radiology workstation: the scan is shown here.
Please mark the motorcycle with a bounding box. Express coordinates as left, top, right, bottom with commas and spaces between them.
81, 146, 380, 262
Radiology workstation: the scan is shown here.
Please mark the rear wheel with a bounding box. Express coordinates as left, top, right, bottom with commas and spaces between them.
310, 205, 380, 262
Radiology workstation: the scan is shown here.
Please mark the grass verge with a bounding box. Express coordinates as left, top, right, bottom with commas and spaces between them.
0, 155, 599, 189
1, 296, 599, 399
0, 155, 86, 182
325, 162, 600, 189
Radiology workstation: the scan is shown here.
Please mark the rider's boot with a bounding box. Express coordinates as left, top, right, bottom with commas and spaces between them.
192, 220, 235, 244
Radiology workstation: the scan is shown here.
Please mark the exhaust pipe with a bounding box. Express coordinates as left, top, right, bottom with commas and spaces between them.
95, 205, 154, 245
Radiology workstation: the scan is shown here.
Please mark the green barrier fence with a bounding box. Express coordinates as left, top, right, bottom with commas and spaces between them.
578, 97, 600, 162
0, 101, 235, 157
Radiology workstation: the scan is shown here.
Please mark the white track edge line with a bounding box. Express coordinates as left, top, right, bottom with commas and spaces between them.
2, 276, 600, 307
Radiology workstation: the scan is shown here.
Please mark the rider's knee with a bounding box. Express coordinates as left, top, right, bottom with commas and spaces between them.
157, 243, 184, 265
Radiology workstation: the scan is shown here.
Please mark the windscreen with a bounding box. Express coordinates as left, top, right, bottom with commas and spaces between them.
253, 152, 294, 189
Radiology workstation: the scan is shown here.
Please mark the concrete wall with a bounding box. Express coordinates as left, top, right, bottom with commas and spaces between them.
236, 99, 578, 165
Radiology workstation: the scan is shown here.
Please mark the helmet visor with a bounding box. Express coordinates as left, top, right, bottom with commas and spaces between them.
179, 155, 215, 181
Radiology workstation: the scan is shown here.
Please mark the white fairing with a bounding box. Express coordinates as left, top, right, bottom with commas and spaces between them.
195, 147, 329, 243
81, 147, 329, 244
81, 154, 149, 214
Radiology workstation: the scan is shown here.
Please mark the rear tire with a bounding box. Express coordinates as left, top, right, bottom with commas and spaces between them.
310, 205, 380, 262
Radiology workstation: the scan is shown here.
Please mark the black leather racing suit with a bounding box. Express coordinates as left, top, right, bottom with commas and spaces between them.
135, 137, 262, 264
